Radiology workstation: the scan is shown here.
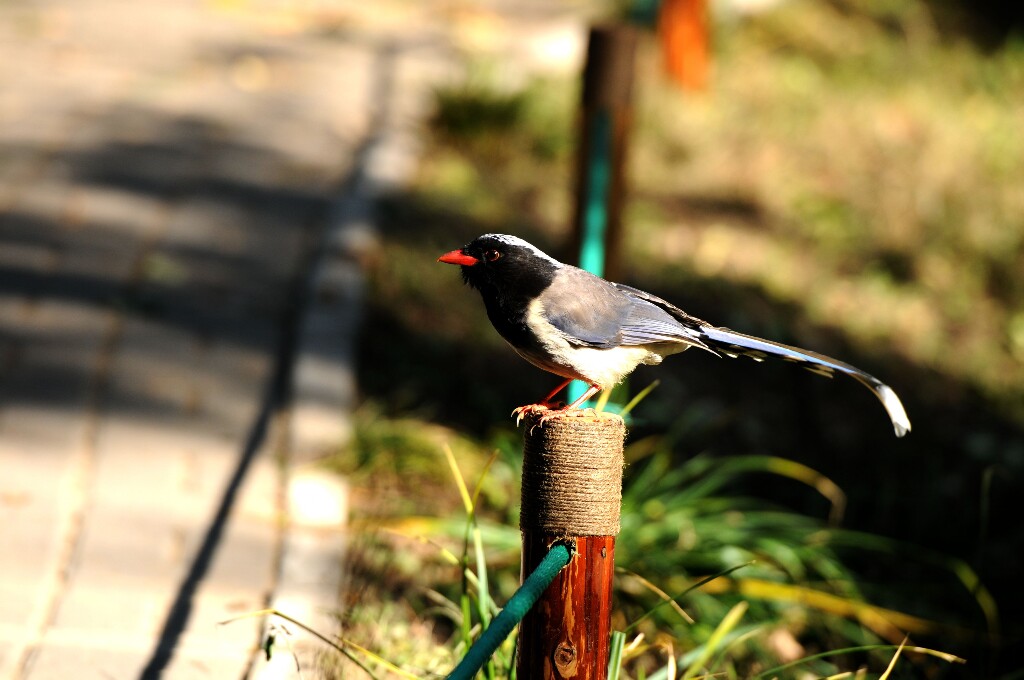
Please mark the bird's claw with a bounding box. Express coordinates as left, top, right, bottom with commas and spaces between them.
512, 403, 570, 430
534, 408, 566, 428
512, 403, 546, 426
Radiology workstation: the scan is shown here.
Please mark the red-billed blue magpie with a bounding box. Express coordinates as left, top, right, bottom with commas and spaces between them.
438, 234, 911, 436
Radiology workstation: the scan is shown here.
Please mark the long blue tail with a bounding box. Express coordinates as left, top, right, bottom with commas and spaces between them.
698, 326, 911, 437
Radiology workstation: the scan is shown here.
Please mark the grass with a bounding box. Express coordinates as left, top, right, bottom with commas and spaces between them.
323, 0, 1024, 677
318, 410, 974, 678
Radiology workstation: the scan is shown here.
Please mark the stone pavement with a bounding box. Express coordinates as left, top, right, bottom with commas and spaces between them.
0, 1, 449, 678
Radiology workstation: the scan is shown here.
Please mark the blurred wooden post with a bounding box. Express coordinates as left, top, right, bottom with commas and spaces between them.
517, 410, 625, 680
570, 24, 638, 284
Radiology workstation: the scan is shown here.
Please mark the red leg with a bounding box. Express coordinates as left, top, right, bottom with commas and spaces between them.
525, 383, 604, 428
514, 381, 605, 427
539, 378, 572, 406
512, 379, 573, 424
564, 383, 602, 410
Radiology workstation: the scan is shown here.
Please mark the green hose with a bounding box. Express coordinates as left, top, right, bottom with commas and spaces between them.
447, 542, 573, 680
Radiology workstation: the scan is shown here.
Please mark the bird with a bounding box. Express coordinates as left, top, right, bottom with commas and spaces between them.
438, 233, 911, 437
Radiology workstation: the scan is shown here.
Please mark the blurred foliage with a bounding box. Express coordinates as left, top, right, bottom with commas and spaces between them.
614, 431, 983, 678
627, 0, 1024, 419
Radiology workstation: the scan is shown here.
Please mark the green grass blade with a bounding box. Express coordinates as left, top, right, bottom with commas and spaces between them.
617, 567, 695, 625
608, 630, 627, 680
754, 644, 966, 678
623, 561, 754, 635
471, 450, 499, 511
878, 637, 908, 680
460, 592, 473, 658
707, 624, 768, 675
473, 524, 491, 628
681, 601, 748, 680
619, 380, 660, 418
444, 444, 474, 517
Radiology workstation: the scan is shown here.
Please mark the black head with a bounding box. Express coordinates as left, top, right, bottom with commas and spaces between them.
437, 234, 562, 298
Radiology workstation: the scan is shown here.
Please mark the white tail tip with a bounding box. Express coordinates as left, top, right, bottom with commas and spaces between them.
878, 384, 912, 437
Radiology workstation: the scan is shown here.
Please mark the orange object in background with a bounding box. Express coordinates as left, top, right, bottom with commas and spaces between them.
659, 0, 710, 91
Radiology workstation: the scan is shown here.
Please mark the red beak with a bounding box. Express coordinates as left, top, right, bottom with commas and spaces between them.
437, 249, 479, 266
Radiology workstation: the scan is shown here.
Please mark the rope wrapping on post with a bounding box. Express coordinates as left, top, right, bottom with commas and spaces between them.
521, 409, 625, 536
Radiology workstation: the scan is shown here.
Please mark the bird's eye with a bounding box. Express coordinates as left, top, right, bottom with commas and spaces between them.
484, 249, 501, 262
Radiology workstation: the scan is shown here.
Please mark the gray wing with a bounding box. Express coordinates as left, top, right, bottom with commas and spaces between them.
540, 268, 710, 350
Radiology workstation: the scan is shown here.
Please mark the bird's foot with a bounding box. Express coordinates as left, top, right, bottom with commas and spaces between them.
513, 402, 577, 429
534, 406, 573, 429
512, 403, 553, 426
512, 379, 574, 426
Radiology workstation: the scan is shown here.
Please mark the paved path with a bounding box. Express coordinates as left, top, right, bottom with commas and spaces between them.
0, 0, 588, 677
0, 1, 448, 678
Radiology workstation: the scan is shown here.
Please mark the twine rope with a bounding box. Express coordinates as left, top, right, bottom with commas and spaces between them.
521, 409, 625, 536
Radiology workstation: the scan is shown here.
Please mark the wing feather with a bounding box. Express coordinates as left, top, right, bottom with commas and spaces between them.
541, 268, 710, 351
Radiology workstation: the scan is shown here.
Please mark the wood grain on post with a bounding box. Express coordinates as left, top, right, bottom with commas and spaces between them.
517, 409, 625, 680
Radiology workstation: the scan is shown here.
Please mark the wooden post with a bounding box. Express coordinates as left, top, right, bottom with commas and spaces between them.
569, 24, 638, 284
516, 410, 625, 680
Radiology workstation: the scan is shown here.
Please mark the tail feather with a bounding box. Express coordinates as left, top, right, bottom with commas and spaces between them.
699, 326, 911, 437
